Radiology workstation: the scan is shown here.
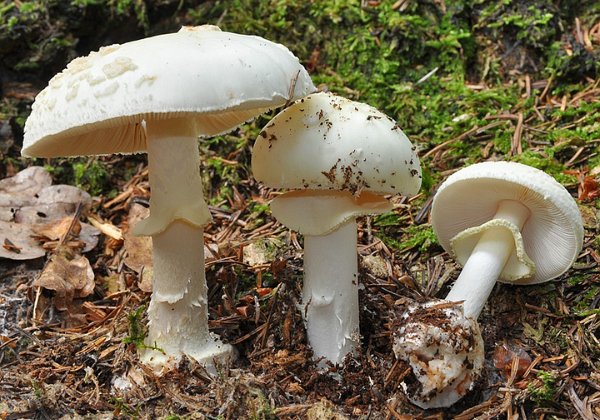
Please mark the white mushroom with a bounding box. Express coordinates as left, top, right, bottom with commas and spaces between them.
22, 25, 315, 373
393, 161, 584, 408
252, 92, 421, 365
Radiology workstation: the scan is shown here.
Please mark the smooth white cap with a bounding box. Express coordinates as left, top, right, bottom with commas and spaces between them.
252, 92, 421, 196
22, 25, 315, 157
431, 161, 584, 284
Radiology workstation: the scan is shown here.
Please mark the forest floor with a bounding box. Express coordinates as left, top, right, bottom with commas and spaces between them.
0, 1, 599, 419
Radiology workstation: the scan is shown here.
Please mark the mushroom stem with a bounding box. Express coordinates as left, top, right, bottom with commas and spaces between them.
445, 199, 530, 318
133, 118, 211, 238
303, 219, 359, 365
141, 221, 231, 371
136, 118, 231, 371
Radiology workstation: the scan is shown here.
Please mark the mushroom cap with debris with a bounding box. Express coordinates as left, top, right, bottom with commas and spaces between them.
252, 92, 422, 235
252, 92, 421, 196
22, 25, 315, 158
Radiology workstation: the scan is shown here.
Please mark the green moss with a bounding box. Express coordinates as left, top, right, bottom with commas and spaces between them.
72, 159, 109, 196
122, 305, 164, 354
420, 167, 435, 194
572, 285, 600, 315
373, 212, 403, 228
109, 397, 140, 417
485, 5, 555, 45
523, 317, 548, 345
511, 151, 576, 184
379, 223, 438, 253
248, 387, 277, 420
528, 371, 558, 404
110, 0, 148, 29
243, 201, 274, 231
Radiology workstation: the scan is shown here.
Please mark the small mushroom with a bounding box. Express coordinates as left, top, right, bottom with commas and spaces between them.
393, 161, 584, 408
252, 92, 421, 365
22, 25, 315, 373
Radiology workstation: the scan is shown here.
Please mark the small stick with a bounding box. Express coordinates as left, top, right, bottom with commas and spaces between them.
284, 70, 301, 108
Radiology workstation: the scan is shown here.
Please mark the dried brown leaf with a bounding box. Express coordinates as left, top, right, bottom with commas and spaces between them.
33, 217, 82, 242
33, 253, 95, 311
493, 342, 532, 380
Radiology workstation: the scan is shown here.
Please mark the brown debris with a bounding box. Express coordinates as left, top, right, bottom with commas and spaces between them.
32, 252, 95, 313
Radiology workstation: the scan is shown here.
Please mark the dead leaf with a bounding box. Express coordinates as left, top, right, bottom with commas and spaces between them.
123, 203, 151, 267
0, 167, 98, 261
0, 166, 52, 222
123, 235, 153, 273
15, 185, 91, 224
493, 342, 532, 380
137, 266, 153, 293
127, 202, 149, 226
33, 253, 95, 311
0, 217, 99, 261
122, 203, 154, 292
33, 217, 82, 242
123, 231, 153, 293
0, 221, 46, 260
579, 176, 599, 202
0, 166, 52, 197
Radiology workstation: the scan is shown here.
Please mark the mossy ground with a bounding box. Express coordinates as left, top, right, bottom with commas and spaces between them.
1, 0, 599, 418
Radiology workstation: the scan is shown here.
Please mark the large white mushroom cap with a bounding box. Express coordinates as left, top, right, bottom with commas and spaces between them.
252, 92, 422, 196
431, 161, 584, 284
23, 25, 315, 157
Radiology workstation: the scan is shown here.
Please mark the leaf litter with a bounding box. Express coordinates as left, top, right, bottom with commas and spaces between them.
0, 167, 99, 260
0, 3, 599, 419
2, 93, 599, 418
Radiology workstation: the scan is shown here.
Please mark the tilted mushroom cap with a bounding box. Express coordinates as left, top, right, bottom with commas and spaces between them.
22, 25, 315, 157
431, 161, 584, 285
252, 92, 421, 196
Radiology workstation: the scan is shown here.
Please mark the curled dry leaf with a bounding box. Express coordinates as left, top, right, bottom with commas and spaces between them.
579, 176, 599, 202
32, 217, 99, 253
0, 217, 99, 261
32, 252, 95, 311
493, 342, 532, 380
32, 216, 82, 243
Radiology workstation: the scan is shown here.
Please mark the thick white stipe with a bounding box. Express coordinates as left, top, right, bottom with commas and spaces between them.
303, 220, 359, 365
